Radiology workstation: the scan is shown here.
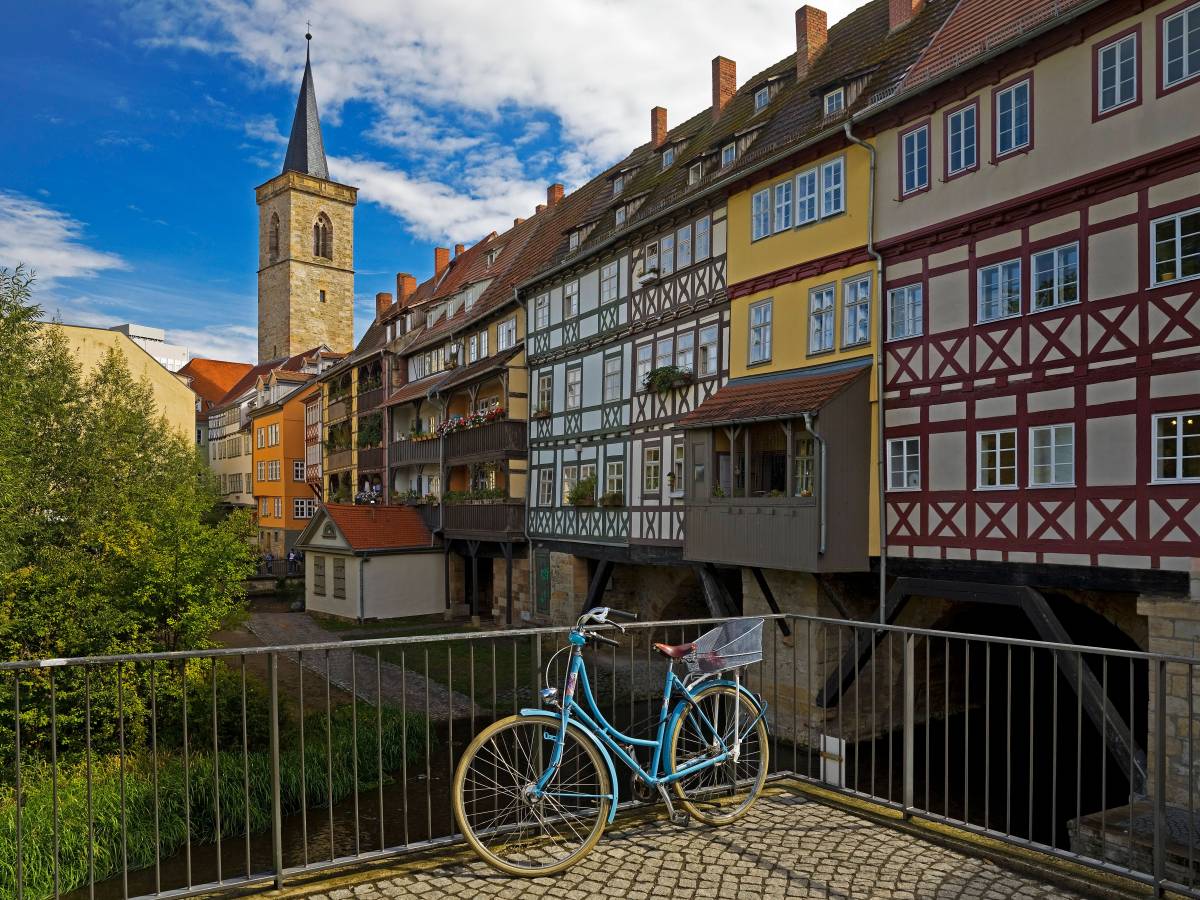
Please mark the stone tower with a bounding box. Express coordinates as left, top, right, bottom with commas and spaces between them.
255, 34, 356, 362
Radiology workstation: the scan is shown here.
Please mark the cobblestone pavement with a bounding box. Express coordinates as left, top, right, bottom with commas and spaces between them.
247, 612, 478, 721
299, 790, 1083, 899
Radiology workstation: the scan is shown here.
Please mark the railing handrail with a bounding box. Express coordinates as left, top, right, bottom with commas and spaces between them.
3, 610, 1196, 671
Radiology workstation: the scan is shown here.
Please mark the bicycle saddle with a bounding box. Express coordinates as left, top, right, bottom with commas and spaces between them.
652, 641, 695, 659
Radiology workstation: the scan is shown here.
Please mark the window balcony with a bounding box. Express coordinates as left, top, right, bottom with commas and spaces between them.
357, 446, 385, 471
441, 499, 526, 540
389, 438, 441, 466
445, 419, 526, 464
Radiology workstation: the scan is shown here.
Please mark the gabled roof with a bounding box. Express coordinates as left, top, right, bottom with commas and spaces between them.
177, 358, 254, 408
678, 360, 870, 428
282, 37, 329, 179
210, 345, 331, 412
297, 503, 436, 553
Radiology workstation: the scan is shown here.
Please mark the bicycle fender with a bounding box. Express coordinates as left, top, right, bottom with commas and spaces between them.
664, 680, 767, 776
519, 709, 620, 823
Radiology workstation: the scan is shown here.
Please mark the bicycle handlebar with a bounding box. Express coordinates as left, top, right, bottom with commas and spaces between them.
586, 631, 620, 648
606, 608, 638, 622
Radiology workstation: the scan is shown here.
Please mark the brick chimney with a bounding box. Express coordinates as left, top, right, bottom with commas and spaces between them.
375, 292, 392, 319
546, 183, 564, 207
514, 217, 526, 227
535, 203, 547, 214
650, 106, 668, 148
434, 247, 450, 277
712, 57, 736, 120
795, 6, 828, 80
395, 273, 416, 307
889, 0, 924, 31
454, 242, 465, 257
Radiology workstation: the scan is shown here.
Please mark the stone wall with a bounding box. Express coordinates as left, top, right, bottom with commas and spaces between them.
490, 553, 531, 623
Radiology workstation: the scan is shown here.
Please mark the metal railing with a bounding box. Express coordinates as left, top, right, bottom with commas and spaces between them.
0, 614, 1196, 900
252, 560, 305, 579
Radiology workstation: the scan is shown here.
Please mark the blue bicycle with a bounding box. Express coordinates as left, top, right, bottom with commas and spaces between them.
452, 607, 769, 876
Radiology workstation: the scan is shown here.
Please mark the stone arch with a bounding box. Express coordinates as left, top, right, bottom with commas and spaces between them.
268, 212, 280, 261
313, 212, 333, 259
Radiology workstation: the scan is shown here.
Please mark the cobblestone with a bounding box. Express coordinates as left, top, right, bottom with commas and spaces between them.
297, 791, 1084, 899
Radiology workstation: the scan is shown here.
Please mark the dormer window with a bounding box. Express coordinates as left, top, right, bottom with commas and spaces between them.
755, 87, 770, 112
721, 144, 736, 167
824, 88, 845, 116
615, 205, 627, 227
569, 230, 580, 251
661, 146, 676, 169
688, 162, 703, 185
612, 173, 626, 196
486, 248, 501, 268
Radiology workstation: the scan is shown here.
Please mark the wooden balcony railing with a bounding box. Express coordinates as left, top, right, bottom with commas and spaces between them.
445, 419, 526, 463
326, 449, 353, 472
389, 439, 440, 467
356, 386, 384, 412
357, 446, 385, 470
441, 500, 526, 539
326, 396, 351, 422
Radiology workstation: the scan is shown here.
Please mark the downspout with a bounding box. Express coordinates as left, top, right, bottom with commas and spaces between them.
803, 412, 827, 555
843, 120, 887, 626
517, 287, 534, 550
358, 556, 366, 623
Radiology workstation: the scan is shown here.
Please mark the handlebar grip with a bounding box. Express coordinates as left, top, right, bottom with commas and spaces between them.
589, 632, 620, 647
606, 608, 638, 621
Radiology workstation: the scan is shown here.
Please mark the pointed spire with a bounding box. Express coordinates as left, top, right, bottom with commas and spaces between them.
282, 31, 329, 180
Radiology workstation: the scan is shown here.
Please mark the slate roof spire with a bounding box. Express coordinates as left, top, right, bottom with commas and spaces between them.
282, 31, 330, 180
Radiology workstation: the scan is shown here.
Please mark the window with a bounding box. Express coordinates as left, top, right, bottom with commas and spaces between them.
695, 216, 711, 261
614, 206, 626, 228
564, 280, 579, 318
537, 468, 554, 506
332, 557, 347, 598
268, 213, 280, 262
294, 498, 316, 519
535, 293, 550, 330
699, 325, 719, 376
260, 498, 268, 516
773, 180, 793, 231
469, 334, 478, 363
673, 443, 685, 491
313, 213, 333, 259
995, 79, 1031, 158
1031, 244, 1079, 310
824, 88, 844, 115
643, 446, 661, 493
605, 460, 625, 496
498, 316, 517, 350
676, 224, 692, 268
751, 189, 771, 240
273, 497, 282, 518
661, 146, 675, 169
901, 124, 929, 195
676, 332, 694, 372
749, 300, 772, 364
569, 231, 580, 252
978, 260, 1022, 321
887, 285, 923, 340
655, 337, 673, 370
257, 427, 265, 448
754, 86, 770, 111
479, 329, 489, 357
257, 461, 267, 482
268, 424, 279, 446
643, 242, 659, 277
562, 464, 578, 500
269, 460, 281, 481
603, 355, 622, 402
887, 438, 920, 490
580, 462, 597, 485
842, 275, 871, 347
612, 173, 625, 196
313, 557, 326, 596
821, 157, 845, 216
1030, 424, 1074, 486
795, 169, 818, 225
660, 235, 675, 276
794, 435, 816, 497
689, 162, 703, 185
636, 344, 653, 390
978, 429, 1018, 488
1151, 208, 1200, 285
566, 367, 582, 409
600, 262, 619, 303
1096, 32, 1138, 115
1153, 412, 1200, 481
721, 144, 736, 167
946, 103, 977, 176
809, 286, 835, 353
537, 372, 552, 411
1163, 2, 1200, 88
293, 460, 305, 481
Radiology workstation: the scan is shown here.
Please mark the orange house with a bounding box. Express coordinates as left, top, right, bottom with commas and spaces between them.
251, 374, 320, 556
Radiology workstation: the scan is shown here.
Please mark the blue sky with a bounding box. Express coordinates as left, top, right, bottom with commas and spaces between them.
3, 0, 853, 361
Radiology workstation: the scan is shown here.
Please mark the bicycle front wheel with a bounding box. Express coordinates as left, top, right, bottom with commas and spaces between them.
452, 714, 612, 876
668, 682, 769, 825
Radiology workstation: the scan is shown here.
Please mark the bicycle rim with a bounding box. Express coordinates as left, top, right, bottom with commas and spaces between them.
453, 715, 611, 876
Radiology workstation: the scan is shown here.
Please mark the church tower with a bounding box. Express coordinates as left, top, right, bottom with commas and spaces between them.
256, 34, 356, 362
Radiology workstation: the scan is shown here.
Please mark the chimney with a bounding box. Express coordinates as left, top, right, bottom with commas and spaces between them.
890, 0, 924, 30
434, 247, 450, 277
514, 217, 526, 227
711, 57, 736, 120
395, 273, 416, 307
535, 203, 547, 214
650, 106, 668, 148
546, 183, 564, 207
375, 292, 393, 319
795, 6, 828, 80
454, 242, 465, 257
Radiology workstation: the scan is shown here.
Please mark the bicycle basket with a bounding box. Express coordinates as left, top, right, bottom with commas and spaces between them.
686, 618, 764, 675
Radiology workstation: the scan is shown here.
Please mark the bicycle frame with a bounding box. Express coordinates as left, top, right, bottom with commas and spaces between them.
529, 631, 763, 801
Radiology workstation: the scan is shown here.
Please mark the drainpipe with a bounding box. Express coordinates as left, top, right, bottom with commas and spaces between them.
803, 412, 826, 556
358, 556, 366, 623
516, 287, 534, 550
844, 120, 887, 625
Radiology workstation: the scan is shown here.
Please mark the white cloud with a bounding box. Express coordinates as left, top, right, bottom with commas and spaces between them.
169, 324, 258, 362
0, 191, 128, 287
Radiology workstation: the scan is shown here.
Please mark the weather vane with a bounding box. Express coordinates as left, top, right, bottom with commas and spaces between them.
305, 20, 312, 41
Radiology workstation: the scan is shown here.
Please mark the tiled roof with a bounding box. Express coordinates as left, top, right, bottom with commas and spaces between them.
210, 345, 330, 411
677, 362, 870, 428
321, 503, 435, 552
384, 345, 523, 406
178, 358, 253, 408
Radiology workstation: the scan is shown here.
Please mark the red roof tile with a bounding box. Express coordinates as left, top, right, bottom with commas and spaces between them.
178, 358, 253, 408
678, 364, 869, 428
321, 503, 435, 552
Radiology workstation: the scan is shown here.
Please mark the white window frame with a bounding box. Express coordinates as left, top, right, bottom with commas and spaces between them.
603, 355, 622, 403
821, 157, 845, 217
568, 230, 580, 251
497, 316, 517, 350
842, 275, 872, 348
809, 285, 835, 354
564, 279, 580, 318
695, 215, 711, 261
614, 206, 626, 228
754, 86, 770, 111
823, 87, 845, 116
751, 189, 771, 241
643, 242, 659, 276
977, 429, 1018, 489
469, 334, 478, 363
773, 180, 793, 232
698, 325, 719, 377
676, 224, 692, 269
1031, 243, 1080, 312
661, 146, 675, 169
749, 299, 773, 364
600, 261, 619, 303
562, 464, 578, 501
612, 173, 625, 196
1150, 207, 1200, 287
1153, 411, 1200, 483
1097, 32, 1138, 114
660, 234, 675, 276
901, 124, 929, 195
887, 437, 921, 491
688, 161, 702, 185
1163, 2, 1200, 88
995, 79, 1031, 158
636, 344, 653, 390
655, 336, 673, 370
643, 445, 661, 494
537, 468, 554, 506
795, 168, 818, 225
565, 366, 582, 410
887, 284, 923, 340
1029, 423, 1075, 487
978, 259, 1023, 322
721, 144, 736, 167
946, 104, 977, 175
535, 293, 550, 330
293, 460, 305, 481
676, 331, 694, 372
605, 460, 625, 496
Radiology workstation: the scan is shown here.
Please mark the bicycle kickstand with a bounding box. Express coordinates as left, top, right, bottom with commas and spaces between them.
655, 783, 691, 827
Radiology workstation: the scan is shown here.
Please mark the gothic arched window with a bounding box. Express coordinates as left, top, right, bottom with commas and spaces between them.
313, 213, 333, 260
269, 213, 280, 262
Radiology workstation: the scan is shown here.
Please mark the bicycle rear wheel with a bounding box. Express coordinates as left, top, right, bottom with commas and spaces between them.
668, 682, 769, 825
452, 714, 611, 876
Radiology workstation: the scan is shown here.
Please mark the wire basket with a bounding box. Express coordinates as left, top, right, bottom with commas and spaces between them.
685, 618, 765, 675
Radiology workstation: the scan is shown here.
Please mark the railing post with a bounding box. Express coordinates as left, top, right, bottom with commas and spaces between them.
1152, 657, 1166, 896
903, 632, 915, 817
268, 652, 285, 889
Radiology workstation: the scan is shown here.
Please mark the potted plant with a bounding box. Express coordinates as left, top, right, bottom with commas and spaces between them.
531, 403, 552, 420
711, 484, 726, 498
599, 490, 623, 508
569, 475, 598, 507
643, 365, 694, 395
